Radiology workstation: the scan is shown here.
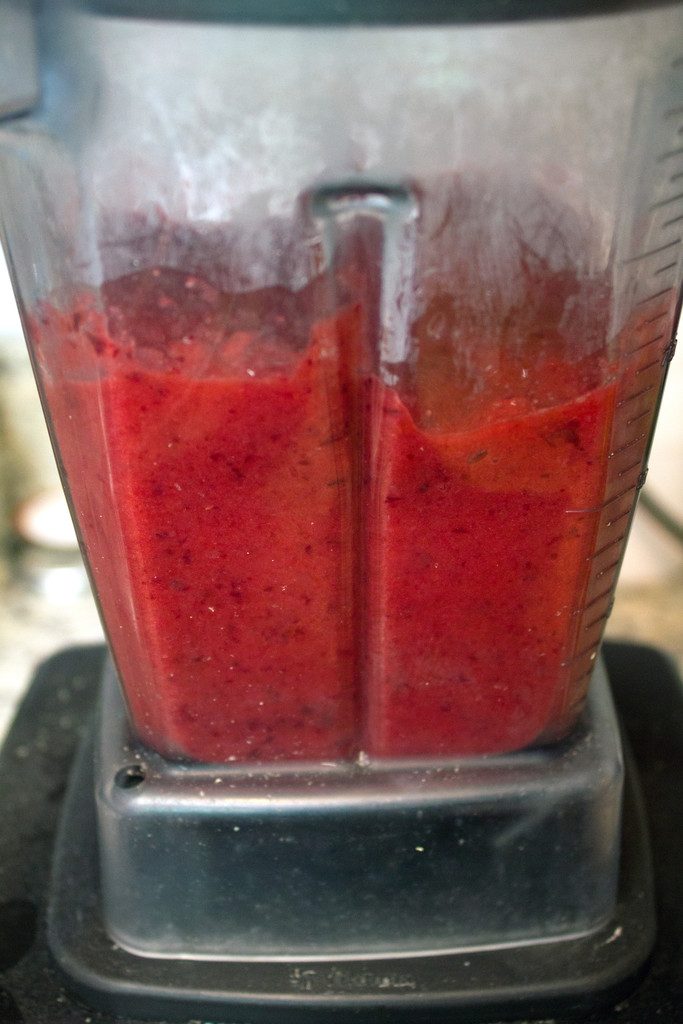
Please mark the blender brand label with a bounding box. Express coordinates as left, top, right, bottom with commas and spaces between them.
289, 966, 418, 993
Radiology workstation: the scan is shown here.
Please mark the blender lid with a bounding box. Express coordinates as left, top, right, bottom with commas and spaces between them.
76, 0, 674, 22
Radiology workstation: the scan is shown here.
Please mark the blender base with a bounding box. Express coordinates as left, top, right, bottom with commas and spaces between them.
45, 656, 654, 1023
2, 643, 681, 1021
90, 657, 625, 963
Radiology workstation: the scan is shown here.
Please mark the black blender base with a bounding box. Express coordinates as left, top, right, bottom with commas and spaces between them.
0, 642, 679, 1024
48, 717, 653, 1024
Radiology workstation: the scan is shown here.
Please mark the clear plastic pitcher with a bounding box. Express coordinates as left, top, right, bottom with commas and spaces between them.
0, 0, 682, 765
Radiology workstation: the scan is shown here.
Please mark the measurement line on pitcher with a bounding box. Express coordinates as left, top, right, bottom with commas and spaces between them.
583, 586, 615, 612
588, 497, 633, 524
635, 285, 674, 304
635, 358, 663, 376
625, 332, 665, 356
615, 459, 644, 479
610, 433, 648, 456
622, 238, 681, 262
566, 483, 639, 516
654, 261, 679, 276
593, 558, 622, 581
616, 384, 656, 407
626, 408, 653, 427
649, 191, 683, 210
644, 308, 671, 323
604, 508, 632, 530
658, 146, 683, 160
584, 610, 612, 632
590, 535, 627, 561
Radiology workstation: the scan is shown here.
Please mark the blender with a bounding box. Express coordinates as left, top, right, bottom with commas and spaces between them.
0, 0, 681, 1020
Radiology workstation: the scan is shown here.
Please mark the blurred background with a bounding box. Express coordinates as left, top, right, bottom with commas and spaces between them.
0, 249, 680, 741
0, 252, 103, 738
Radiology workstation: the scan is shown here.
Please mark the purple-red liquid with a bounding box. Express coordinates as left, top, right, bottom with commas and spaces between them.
34, 268, 617, 762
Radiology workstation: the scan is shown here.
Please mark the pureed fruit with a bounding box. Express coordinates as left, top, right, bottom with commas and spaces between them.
32, 264, 616, 762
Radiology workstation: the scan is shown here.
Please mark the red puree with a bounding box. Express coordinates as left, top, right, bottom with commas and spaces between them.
366, 378, 613, 756
34, 269, 615, 762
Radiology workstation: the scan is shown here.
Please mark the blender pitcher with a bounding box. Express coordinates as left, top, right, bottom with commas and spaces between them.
1, 2, 681, 765
0, 0, 681, 1018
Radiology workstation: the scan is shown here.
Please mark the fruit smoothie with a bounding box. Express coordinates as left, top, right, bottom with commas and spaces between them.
365, 374, 615, 756
32, 266, 616, 762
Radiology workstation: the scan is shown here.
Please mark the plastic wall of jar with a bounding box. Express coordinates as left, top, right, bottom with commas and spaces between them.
619, 323, 683, 586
